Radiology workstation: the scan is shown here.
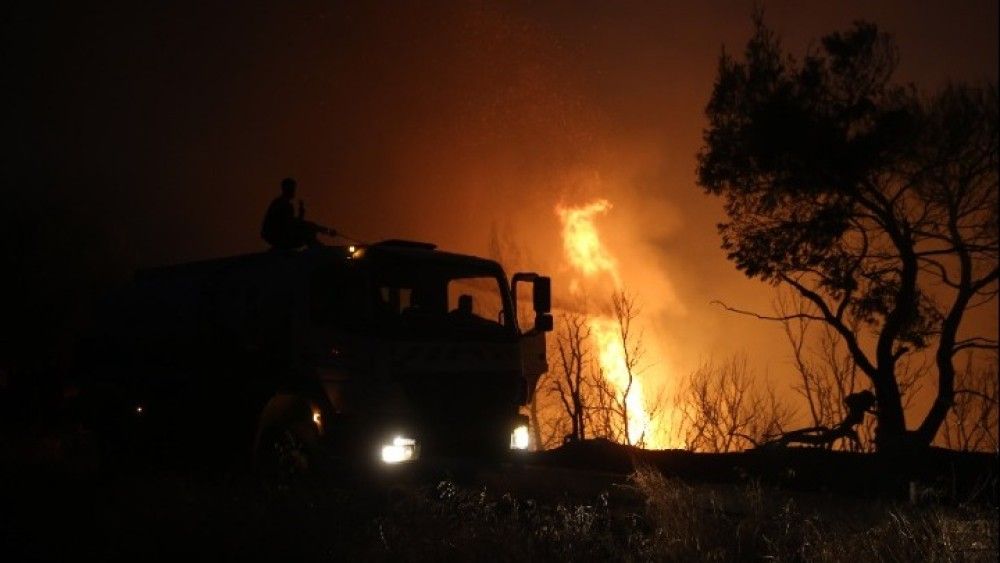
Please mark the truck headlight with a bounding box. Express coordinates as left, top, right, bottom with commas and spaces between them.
381, 435, 418, 464
510, 424, 530, 450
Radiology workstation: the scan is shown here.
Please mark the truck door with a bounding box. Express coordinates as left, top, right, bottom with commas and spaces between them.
512, 274, 553, 401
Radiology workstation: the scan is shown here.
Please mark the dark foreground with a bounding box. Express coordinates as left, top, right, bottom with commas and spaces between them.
2, 439, 998, 562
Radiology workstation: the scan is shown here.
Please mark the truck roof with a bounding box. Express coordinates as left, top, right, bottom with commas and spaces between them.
136, 240, 505, 281
364, 240, 505, 276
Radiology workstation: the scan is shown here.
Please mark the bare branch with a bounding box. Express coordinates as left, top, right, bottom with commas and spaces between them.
710, 300, 825, 322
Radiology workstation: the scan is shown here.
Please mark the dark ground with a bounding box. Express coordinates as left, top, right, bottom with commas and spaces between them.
0, 378, 996, 561
2, 418, 997, 562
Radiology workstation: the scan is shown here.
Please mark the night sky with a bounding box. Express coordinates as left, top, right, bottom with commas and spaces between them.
4, 1, 997, 403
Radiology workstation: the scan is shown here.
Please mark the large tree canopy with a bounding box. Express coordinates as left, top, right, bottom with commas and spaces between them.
697, 16, 998, 451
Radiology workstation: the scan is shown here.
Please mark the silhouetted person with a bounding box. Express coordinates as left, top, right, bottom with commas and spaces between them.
449, 294, 503, 335
451, 295, 475, 318
261, 177, 336, 249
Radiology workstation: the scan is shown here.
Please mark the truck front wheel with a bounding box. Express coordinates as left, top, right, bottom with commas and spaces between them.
255, 419, 320, 488
253, 396, 322, 489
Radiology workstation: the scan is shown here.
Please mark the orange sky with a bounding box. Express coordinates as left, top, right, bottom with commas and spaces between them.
7, 1, 998, 428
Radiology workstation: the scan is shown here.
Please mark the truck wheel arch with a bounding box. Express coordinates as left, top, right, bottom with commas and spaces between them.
252, 393, 329, 477
254, 394, 319, 440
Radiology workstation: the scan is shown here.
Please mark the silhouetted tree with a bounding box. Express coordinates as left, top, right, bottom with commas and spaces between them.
698, 16, 998, 451
940, 356, 998, 452
540, 291, 658, 447
774, 291, 926, 451
675, 353, 792, 452
549, 312, 592, 443
609, 290, 644, 446
584, 291, 651, 446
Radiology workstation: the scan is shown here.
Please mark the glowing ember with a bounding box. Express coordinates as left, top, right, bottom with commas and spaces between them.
556, 199, 655, 446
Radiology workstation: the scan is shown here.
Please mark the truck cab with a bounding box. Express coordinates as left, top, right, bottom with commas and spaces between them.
80, 240, 552, 474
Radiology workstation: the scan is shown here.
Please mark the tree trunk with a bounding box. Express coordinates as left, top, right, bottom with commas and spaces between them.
871, 368, 910, 452
914, 244, 975, 445
914, 316, 961, 445
529, 396, 543, 449
572, 393, 585, 441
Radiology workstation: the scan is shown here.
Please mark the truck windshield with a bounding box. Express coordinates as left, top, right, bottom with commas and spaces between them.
373, 267, 512, 339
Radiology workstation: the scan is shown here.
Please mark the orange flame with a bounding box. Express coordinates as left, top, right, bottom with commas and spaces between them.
556, 200, 621, 287
556, 199, 655, 446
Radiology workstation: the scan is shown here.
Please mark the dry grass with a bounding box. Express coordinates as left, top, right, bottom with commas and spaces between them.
329, 466, 998, 562
629, 466, 997, 562
3, 462, 997, 562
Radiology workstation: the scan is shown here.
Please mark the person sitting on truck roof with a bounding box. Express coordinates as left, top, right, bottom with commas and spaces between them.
261, 177, 337, 250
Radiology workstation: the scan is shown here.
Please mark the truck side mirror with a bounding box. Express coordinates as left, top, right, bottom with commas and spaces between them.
534, 313, 553, 333
533, 276, 551, 314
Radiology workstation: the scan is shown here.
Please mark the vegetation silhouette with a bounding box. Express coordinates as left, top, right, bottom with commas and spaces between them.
698, 14, 998, 452
760, 390, 876, 449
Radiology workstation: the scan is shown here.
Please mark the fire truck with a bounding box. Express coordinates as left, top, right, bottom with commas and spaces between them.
79, 240, 552, 476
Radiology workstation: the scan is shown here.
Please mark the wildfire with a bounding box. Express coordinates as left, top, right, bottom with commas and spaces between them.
556, 200, 622, 287
556, 199, 656, 446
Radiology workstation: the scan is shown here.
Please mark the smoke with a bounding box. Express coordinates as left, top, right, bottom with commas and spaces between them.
6, 1, 996, 405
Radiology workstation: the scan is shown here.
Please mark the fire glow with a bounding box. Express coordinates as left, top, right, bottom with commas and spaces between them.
557, 200, 622, 288
556, 199, 659, 447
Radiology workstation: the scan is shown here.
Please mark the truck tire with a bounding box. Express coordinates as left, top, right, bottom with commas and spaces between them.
254, 417, 321, 490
